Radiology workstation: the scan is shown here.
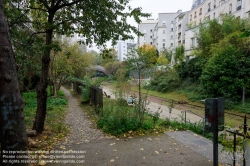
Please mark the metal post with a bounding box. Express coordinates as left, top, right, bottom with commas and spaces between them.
184, 111, 186, 125
233, 132, 236, 166
243, 115, 247, 166
203, 118, 205, 136
213, 100, 218, 166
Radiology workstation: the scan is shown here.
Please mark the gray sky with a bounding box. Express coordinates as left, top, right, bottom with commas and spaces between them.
89, 0, 193, 52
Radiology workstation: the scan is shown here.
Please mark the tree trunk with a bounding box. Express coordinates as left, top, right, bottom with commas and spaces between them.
0, 1, 28, 165
32, 13, 54, 134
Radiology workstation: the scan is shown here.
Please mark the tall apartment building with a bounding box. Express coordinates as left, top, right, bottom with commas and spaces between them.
139, 12, 183, 51
175, 11, 189, 47
138, 0, 250, 63
114, 38, 137, 62
138, 19, 158, 46
185, 0, 250, 58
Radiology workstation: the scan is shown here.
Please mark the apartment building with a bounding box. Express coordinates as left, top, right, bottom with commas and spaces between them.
154, 12, 181, 51
138, 19, 158, 46
138, 0, 250, 63
185, 0, 250, 58
175, 11, 189, 47
114, 39, 137, 62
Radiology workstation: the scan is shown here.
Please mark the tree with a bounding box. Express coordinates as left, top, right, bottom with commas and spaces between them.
201, 31, 250, 101
138, 44, 158, 64
0, 1, 28, 164
49, 39, 95, 96
4, 1, 44, 91
126, 46, 155, 125
100, 48, 118, 66
174, 44, 185, 63
159, 48, 172, 62
27, 0, 150, 134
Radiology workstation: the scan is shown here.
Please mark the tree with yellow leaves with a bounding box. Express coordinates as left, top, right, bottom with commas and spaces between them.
138, 44, 158, 64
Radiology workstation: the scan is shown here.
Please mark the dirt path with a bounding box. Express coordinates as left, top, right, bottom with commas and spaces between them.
44, 86, 214, 166
55, 86, 109, 146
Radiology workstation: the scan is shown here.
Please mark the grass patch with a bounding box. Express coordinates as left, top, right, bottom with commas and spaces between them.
83, 95, 167, 137
23, 89, 69, 150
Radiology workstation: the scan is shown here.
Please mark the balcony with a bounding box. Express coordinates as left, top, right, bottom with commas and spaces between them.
237, 6, 242, 11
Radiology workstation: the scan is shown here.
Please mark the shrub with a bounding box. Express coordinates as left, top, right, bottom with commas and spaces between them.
146, 69, 180, 92
200, 46, 250, 101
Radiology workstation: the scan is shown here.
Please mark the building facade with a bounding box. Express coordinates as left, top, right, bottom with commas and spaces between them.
138, 0, 250, 64
138, 19, 158, 46
114, 39, 137, 62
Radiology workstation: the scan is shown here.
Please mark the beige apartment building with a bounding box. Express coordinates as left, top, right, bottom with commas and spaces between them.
138, 0, 250, 63
185, 0, 250, 59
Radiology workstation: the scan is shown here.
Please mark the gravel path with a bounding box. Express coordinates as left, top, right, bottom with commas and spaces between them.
55, 86, 109, 146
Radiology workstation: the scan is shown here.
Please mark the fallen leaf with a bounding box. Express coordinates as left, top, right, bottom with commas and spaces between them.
110, 159, 115, 162
155, 151, 159, 154
38, 160, 46, 165
140, 148, 144, 151
113, 149, 117, 152
143, 157, 146, 159
110, 143, 115, 146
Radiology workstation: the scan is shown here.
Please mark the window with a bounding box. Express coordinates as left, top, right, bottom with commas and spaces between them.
171, 35, 173, 39
229, 3, 232, 14
150, 36, 152, 39
200, 18, 202, 23
194, 12, 197, 18
213, 13, 216, 19
191, 37, 195, 47
171, 21, 174, 24
190, 14, 192, 21
163, 21, 166, 25
150, 42, 152, 45
200, 8, 202, 15
163, 30, 166, 34
163, 43, 165, 48
150, 29, 153, 32
171, 28, 173, 31
208, 3, 211, 12
163, 38, 166, 42
144, 34, 147, 40
236, 0, 242, 11
171, 43, 173, 46
214, 0, 216, 8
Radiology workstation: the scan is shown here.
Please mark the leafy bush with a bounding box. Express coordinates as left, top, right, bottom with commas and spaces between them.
200, 46, 250, 101
145, 69, 180, 92
175, 56, 208, 82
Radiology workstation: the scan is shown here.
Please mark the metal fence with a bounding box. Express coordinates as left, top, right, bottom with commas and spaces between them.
90, 86, 103, 111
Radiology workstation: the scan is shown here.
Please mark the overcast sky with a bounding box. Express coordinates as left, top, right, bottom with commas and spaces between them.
89, 0, 193, 52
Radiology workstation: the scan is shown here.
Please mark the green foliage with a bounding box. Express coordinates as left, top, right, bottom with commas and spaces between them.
160, 118, 204, 135
174, 45, 185, 63
146, 69, 180, 92
200, 46, 249, 101
23, 90, 67, 128
159, 48, 172, 62
72, 76, 104, 102
177, 80, 207, 101
97, 97, 160, 136
175, 56, 208, 82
